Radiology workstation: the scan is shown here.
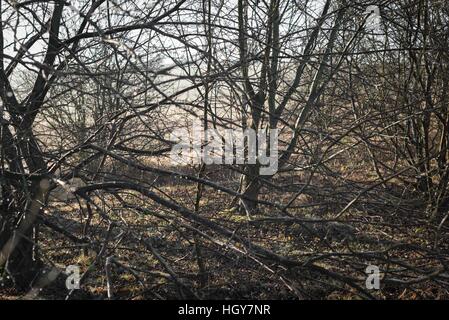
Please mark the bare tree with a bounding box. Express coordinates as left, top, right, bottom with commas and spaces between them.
1, 0, 448, 299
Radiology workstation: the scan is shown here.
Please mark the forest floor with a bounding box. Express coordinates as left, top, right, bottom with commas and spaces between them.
2, 175, 449, 300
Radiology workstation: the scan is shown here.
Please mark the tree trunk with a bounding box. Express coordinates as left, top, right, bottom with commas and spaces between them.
0, 183, 43, 290
0, 131, 47, 290
240, 162, 261, 214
